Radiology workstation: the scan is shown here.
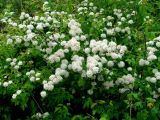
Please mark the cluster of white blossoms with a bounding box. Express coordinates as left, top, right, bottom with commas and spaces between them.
7, 36, 23, 45
103, 8, 135, 38
48, 49, 65, 63
145, 68, 160, 98
77, 0, 101, 16
12, 90, 22, 99
26, 70, 41, 82
146, 69, 160, 84
0, 0, 139, 99
2, 80, 13, 88
68, 19, 82, 36
103, 81, 114, 89
32, 112, 49, 119
68, 55, 84, 72
65, 37, 80, 51
41, 60, 69, 95
89, 39, 127, 57
6, 58, 23, 70
86, 55, 102, 78
115, 74, 135, 85
139, 36, 160, 66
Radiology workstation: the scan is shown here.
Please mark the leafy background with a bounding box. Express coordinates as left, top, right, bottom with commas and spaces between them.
0, 0, 160, 120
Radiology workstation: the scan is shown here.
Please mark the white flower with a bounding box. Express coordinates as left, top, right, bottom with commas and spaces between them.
118, 61, 125, 68
106, 29, 114, 35
86, 70, 93, 78
147, 54, 157, 61
30, 76, 35, 82
119, 88, 129, 93
32, 41, 38, 46
87, 89, 93, 95
61, 63, 68, 70
128, 20, 134, 24
6, 58, 12, 62
152, 69, 158, 74
49, 75, 55, 81
68, 19, 82, 36
36, 112, 42, 118
12, 94, 17, 99
101, 33, 106, 38
65, 37, 80, 51
40, 91, 47, 98
17, 61, 23, 66
36, 78, 40, 81
36, 73, 41, 77
3, 82, 9, 87
92, 67, 99, 73
156, 42, 160, 47
8, 80, 13, 84
7, 38, 13, 44
80, 35, 86, 41
30, 70, 35, 74
15, 38, 22, 44
103, 81, 114, 89
139, 59, 147, 66
115, 27, 121, 32
84, 48, 90, 55
127, 67, 132, 71
43, 112, 49, 118
14, 65, 19, 70
121, 17, 126, 21
107, 61, 114, 67
26, 72, 31, 76
107, 22, 112, 27
36, 23, 43, 30
53, 33, 60, 40
150, 77, 157, 83
16, 90, 22, 95
27, 24, 34, 30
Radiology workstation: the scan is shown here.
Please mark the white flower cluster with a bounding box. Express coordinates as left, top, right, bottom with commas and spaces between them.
118, 61, 125, 68
6, 58, 23, 70
103, 81, 114, 89
146, 69, 160, 84
12, 90, 22, 99
65, 37, 81, 51
119, 88, 130, 93
86, 55, 102, 78
103, 8, 135, 37
146, 77, 157, 83
115, 74, 135, 85
48, 49, 65, 63
7, 36, 23, 45
139, 59, 149, 66
26, 70, 41, 82
42, 60, 69, 94
68, 55, 84, 72
90, 40, 127, 58
139, 37, 160, 66
40, 91, 47, 98
68, 19, 82, 36
33, 112, 49, 119
77, 0, 101, 17
1, 0, 138, 98
2, 80, 13, 87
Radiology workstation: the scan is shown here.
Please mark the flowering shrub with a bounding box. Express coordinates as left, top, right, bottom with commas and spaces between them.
0, 0, 160, 119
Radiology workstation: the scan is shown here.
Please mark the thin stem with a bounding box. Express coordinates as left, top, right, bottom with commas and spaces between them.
130, 99, 132, 120
31, 94, 44, 113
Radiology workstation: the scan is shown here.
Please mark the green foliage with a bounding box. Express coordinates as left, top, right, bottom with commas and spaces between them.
1, 0, 160, 120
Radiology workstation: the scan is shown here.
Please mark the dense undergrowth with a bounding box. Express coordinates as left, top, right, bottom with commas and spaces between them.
1, 0, 160, 120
